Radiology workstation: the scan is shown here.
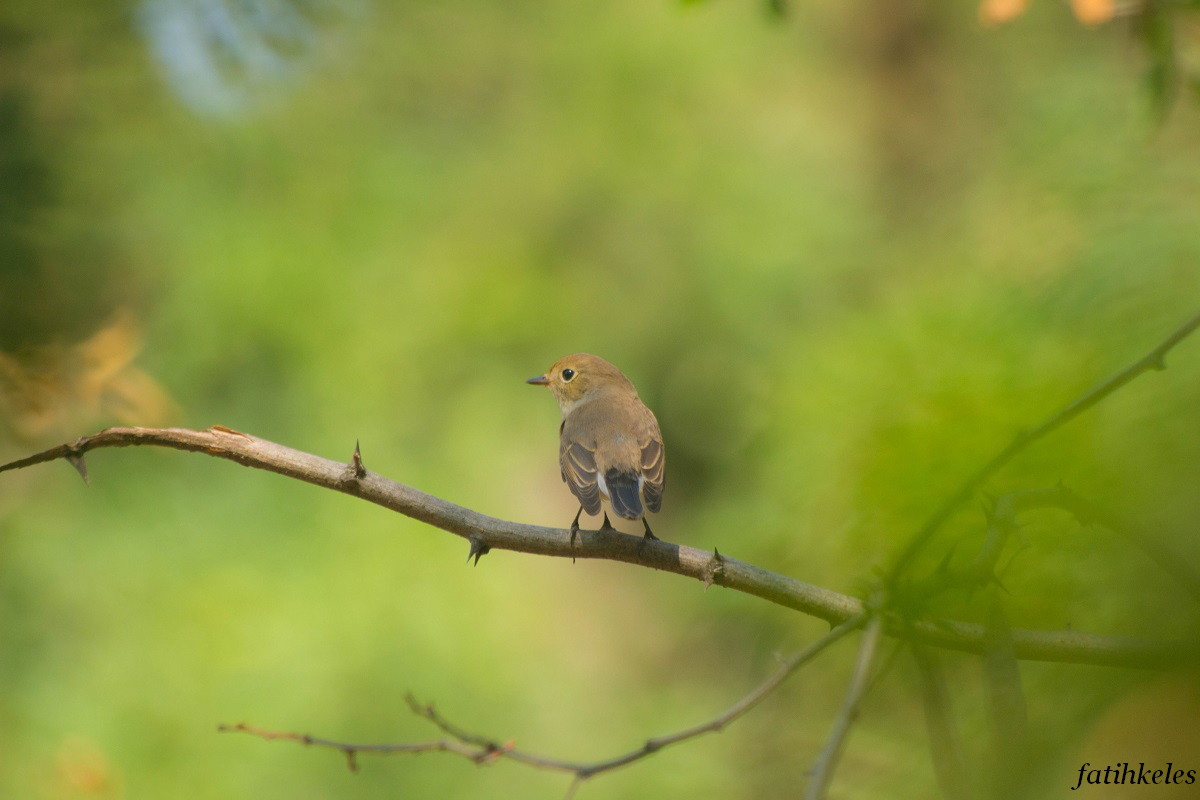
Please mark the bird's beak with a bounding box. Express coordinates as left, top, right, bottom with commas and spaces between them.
526, 375, 550, 386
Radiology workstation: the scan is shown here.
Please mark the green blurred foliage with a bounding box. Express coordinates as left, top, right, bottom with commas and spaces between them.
2, 1, 1199, 798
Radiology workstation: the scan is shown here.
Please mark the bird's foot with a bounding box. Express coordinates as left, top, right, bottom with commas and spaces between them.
569, 506, 583, 547
642, 518, 659, 541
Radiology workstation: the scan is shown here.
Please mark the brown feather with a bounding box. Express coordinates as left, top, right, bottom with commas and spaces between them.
560, 439, 601, 514
640, 436, 664, 512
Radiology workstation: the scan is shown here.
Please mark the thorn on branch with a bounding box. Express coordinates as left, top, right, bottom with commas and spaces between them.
66, 445, 89, 485
340, 441, 367, 486
344, 749, 359, 772
467, 535, 491, 566
702, 548, 726, 589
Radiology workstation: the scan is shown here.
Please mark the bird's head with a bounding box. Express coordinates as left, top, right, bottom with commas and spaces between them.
526, 353, 636, 414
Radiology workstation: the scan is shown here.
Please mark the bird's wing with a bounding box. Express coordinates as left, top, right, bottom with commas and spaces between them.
640, 435, 665, 513
560, 437, 602, 515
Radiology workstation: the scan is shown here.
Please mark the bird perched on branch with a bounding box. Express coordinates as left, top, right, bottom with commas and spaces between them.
527, 354, 665, 541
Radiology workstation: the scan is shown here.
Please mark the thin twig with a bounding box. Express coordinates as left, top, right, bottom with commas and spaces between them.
221, 616, 865, 780
888, 310, 1200, 582
0, 426, 1191, 668
215, 722, 498, 771
566, 613, 867, 779
805, 613, 886, 800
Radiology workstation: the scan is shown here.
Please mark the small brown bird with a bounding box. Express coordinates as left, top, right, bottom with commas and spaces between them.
527, 354, 665, 540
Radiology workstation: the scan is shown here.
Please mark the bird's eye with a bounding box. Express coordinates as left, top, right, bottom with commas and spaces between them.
561, 368, 576, 382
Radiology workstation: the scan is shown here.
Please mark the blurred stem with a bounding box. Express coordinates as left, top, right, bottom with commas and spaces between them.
902, 484, 1200, 608
805, 613, 885, 800
913, 645, 973, 800
1052, 487, 1200, 606
982, 594, 1029, 796
887, 309, 1200, 585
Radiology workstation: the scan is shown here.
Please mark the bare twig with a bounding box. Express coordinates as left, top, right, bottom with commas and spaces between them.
564, 613, 866, 779
215, 722, 497, 773
219, 720, 529, 774
221, 616, 865, 780
888, 310, 1200, 582
805, 613, 885, 800
0, 425, 1194, 668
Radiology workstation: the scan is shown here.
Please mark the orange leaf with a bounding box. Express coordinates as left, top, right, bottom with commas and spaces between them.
1072, 0, 1115, 26
980, 0, 1031, 27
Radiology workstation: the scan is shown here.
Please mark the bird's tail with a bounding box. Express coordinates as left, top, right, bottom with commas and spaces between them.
604, 469, 643, 520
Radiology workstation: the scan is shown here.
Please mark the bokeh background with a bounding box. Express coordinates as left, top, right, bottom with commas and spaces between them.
2, 1, 1199, 798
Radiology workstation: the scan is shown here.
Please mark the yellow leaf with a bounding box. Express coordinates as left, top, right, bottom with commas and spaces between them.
0, 310, 176, 442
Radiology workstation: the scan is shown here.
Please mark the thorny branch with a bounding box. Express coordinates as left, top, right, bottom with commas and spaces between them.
0, 426, 1191, 668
